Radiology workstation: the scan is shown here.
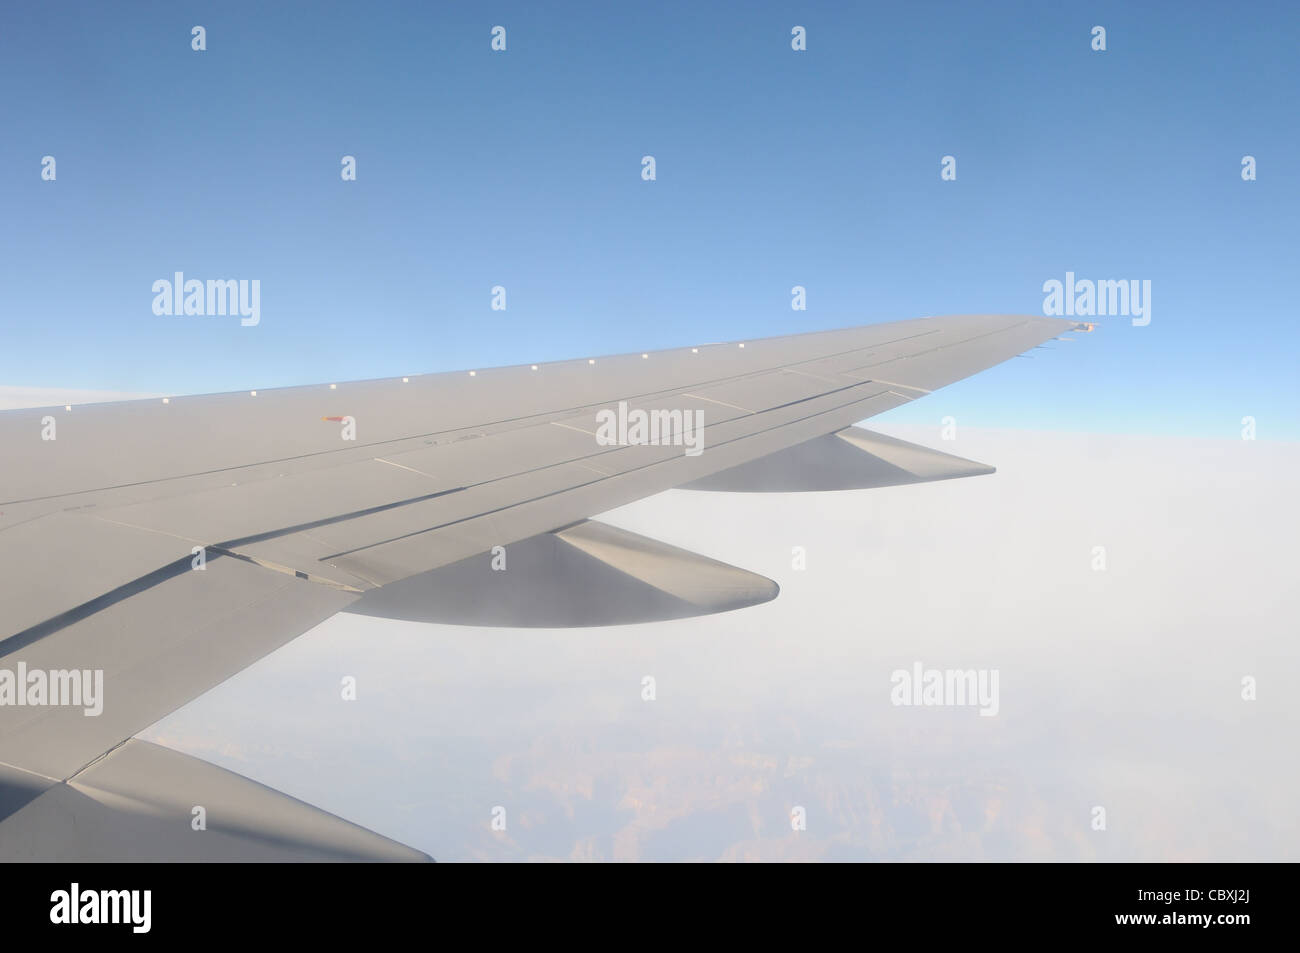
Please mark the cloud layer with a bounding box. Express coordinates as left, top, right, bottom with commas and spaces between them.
144, 425, 1300, 861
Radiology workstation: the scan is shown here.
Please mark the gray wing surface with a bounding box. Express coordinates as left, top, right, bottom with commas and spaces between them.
0, 313, 1078, 860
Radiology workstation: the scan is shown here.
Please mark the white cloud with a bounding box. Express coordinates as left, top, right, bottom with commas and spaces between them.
142, 426, 1300, 861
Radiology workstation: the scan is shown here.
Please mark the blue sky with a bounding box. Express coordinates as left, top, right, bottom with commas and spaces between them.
2, 1, 1296, 437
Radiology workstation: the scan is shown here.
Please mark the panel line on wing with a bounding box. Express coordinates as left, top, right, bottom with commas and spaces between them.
318, 383, 892, 560
679, 393, 754, 414
867, 378, 933, 394
374, 457, 433, 477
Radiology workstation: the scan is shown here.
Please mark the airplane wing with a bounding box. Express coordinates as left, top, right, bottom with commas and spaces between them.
0, 313, 1079, 861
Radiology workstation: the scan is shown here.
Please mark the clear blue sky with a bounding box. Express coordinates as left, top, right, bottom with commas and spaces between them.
2, 1, 1296, 437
